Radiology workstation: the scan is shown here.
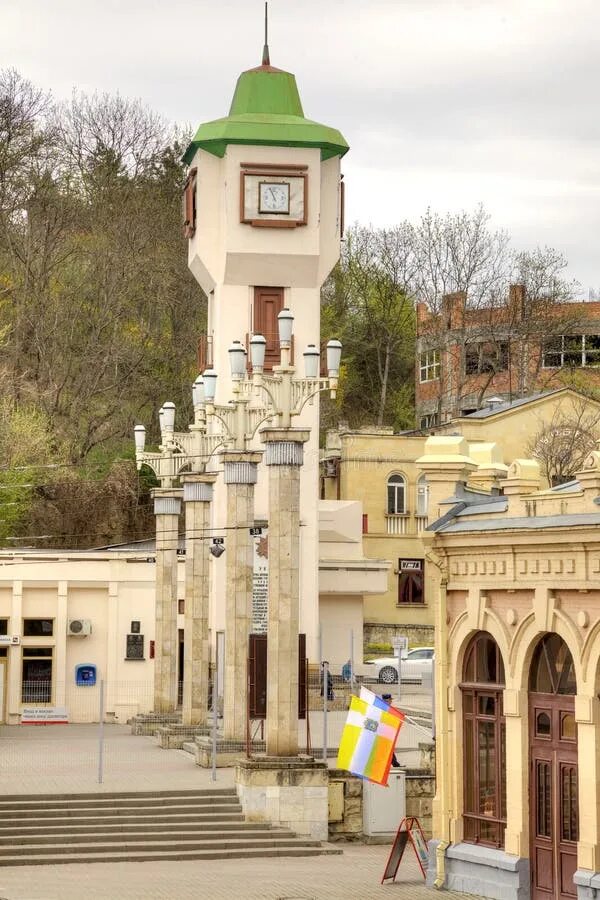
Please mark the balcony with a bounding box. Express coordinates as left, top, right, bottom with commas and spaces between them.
385, 514, 410, 536
415, 515, 429, 534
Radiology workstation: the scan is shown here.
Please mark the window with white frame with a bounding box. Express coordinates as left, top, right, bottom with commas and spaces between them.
542, 335, 600, 368
416, 474, 429, 517
387, 474, 406, 514
419, 349, 440, 382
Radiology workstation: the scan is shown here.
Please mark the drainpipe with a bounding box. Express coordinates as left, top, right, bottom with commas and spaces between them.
434, 839, 450, 889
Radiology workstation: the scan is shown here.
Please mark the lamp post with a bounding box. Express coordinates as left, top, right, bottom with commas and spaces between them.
134, 384, 224, 722
204, 310, 341, 756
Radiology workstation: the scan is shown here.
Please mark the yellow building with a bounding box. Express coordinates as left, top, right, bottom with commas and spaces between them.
418, 434, 600, 900
322, 388, 600, 653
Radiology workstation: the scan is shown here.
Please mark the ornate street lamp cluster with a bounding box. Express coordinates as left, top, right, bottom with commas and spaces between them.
134, 308, 342, 473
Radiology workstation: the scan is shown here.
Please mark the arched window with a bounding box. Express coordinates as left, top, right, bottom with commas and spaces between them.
461, 632, 506, 848
416, 474, 429, 517
387, 474, 406, 515
529, 634, 576, 696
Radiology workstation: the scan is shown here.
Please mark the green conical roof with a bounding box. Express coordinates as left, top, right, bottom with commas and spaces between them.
183, 62, 349, 164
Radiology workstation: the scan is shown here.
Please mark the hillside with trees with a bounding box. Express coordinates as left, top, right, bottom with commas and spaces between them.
0, 69, 583, 546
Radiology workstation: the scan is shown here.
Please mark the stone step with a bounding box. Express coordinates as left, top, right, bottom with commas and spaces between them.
0, 822, 278, 848
0, 819, 262, 837
0, 836, 320, 858
0, 802, 242, 820
0, 811, 245, 828
0, 788, 236, 803
0, 845, 341, 867
0, 794, 239, 812
0, 828, 293, 847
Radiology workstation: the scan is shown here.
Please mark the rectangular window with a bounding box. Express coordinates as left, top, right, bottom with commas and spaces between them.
419, 413, 438, 429
541, 335, 599, 368
0, 619, 7, 636
22, 648, 53, 703
419, 349, 440, 383
397, 559, 424, 605
253, 286, 285, 370
465, 342, 509, 375
23, 619, 53, 637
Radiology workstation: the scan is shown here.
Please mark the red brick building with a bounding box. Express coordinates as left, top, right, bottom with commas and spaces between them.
415, 286, 600, 427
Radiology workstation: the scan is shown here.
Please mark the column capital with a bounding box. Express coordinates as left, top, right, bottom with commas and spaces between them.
220, 449, 262, 485
261, 428, 310, 467
151, 486, 183, 516
181, 472, 218, 503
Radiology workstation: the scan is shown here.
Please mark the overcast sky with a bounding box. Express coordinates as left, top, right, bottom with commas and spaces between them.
2, 0, 599, 294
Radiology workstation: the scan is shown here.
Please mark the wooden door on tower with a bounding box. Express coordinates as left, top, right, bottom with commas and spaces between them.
253, 286, 284, 370
529, 635, 578, 900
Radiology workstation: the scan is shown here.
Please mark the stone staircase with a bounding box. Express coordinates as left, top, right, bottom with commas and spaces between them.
0, 788, 339, 866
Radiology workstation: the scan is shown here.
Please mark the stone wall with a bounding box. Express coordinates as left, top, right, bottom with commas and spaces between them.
405, 770, 435, 838
327, 769, 363, 841
364, 622, 434, 650
327, 766, 435, 841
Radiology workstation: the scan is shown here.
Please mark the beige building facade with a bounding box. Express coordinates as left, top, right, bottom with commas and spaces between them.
321, 389, 600, 653
417, 434, 600, 900
0, 500, 386, 725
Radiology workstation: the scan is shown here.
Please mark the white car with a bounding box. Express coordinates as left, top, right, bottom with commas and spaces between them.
369, 647, 434, 685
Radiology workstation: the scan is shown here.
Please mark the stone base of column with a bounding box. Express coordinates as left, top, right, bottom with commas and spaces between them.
129, 712, 181, 736
155, 724, 212, 750
235, 757, 329, 841
186, 736, 265, 768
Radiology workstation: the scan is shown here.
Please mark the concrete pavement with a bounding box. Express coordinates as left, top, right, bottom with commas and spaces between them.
0, 724, 482, 900
0, 845, 482, 899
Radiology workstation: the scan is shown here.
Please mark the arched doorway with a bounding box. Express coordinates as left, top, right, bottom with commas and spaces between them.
529, 634, 578, 900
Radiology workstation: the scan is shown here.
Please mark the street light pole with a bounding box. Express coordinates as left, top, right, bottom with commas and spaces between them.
203, 311, 342, 757
134, 386, 225, 720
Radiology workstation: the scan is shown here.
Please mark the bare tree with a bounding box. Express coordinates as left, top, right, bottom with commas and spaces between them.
526, 397, 600, 486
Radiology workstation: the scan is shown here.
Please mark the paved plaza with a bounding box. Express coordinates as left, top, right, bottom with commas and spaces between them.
0, 725, 480, 900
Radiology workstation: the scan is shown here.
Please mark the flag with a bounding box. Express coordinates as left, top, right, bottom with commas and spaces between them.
336, 686, 405, 786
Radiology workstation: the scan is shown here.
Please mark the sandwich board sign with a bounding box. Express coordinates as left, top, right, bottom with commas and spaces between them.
381, 816, 429, 883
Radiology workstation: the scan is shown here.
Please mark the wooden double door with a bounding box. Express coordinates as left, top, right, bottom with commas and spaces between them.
529, 693, 578, 900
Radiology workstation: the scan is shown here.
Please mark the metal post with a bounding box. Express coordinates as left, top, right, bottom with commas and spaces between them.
397, 646, 402, 705
322, 660, 328, 764
212, 656, 218, 783
349, 628, 354, 693
97, 679, 105, 785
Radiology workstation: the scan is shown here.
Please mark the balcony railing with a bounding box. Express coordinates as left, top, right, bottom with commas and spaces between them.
385, 513, 409, 535
415, 515, 429, 534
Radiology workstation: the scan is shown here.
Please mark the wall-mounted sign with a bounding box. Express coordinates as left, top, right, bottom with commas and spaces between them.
130, 620, 141, 634
0, 635, 20, 645
126, 633, 144, 660
400, 559, 422, 572
21, 706, 68, 725
252, 529, 269, 634
75, 664, 97, 686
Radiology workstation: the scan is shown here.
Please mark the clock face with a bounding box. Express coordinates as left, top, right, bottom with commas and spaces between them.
258, 181, 290, 215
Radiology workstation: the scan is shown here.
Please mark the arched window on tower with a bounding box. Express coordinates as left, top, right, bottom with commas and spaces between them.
461, 632, 506, 848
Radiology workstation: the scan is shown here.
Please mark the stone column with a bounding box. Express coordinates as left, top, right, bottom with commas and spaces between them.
152, 488, 182, 713
261, 427, 310, 758
221, 451, 262, 742
181, 473, 217, 726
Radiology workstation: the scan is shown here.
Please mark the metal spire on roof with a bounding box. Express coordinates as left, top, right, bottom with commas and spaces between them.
262, 1, 270, 66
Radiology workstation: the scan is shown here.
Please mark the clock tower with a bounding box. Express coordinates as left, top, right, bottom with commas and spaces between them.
183, 44, 348, 667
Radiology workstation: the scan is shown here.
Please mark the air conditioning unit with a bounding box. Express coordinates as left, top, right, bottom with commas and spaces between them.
67, 619, 92, 637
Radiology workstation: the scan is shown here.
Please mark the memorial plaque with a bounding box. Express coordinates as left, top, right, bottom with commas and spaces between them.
126, 633, 144, 660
